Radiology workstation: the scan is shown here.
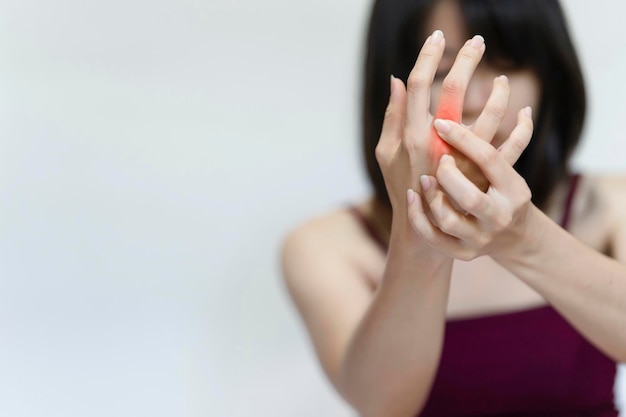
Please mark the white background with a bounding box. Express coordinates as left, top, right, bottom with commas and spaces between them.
1, 0, 625, 416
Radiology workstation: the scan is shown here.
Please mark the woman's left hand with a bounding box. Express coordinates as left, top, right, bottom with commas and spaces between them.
407, 107, 535, 261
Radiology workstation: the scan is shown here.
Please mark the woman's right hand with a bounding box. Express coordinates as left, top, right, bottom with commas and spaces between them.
375, 31, 511, 226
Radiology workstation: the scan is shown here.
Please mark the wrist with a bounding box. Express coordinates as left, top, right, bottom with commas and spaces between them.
389, 213, 451, 265
492, 203, 547, 268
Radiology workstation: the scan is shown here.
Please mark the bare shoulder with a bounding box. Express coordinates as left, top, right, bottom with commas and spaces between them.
591, 174, 626, 198
585, 174, 626, 259
281, 204, 384, 291
586, 174, 626, 218
282, 208, 362, 259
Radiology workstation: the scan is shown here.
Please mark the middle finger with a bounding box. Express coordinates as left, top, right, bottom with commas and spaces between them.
434, 35, 486, 123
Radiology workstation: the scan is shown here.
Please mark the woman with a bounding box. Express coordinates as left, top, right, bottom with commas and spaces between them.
282, 0, 626, 416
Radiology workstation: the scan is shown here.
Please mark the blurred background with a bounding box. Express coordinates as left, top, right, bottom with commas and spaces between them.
0, 0, 624, 416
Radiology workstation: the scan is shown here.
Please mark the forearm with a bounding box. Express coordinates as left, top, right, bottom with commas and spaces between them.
339, 220, 453, 417
495, 205, 626, 362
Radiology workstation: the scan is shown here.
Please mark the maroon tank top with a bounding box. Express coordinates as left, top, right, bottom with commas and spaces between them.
350, 174, 618, 416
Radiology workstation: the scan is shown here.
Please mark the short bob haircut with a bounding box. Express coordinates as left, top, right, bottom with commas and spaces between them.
362, 0, 586, 211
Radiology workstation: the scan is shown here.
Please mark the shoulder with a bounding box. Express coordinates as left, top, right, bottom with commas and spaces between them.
283, 208, 360, 248
582, 174, 626, 258
584, 174, 626, 215
281, 204, 384, 289
590, 174, 626, 198
280, 201, 387, 317
564, 173, 626, 213
281, 208, 362, 269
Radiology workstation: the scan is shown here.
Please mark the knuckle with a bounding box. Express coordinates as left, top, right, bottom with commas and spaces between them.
406, 72, 430, 94
438, 213, 458, 234
399, 137, 411, 153
486, 101, 507, 121
454, 128, 473, 146
458, 47, 479, 62
375, 143, 388, 165
415, 48, 440, 69
475, 233, 490, 247
436, 160, 453, 178
441, 77, 464, 97
509, 136, 527, 157
419, 47, 439, 61
458, 249, 477, 262
514, 188, 532, 210
494, 211, 513, 230
462, 192, 483, 213
401, 132, 419, 153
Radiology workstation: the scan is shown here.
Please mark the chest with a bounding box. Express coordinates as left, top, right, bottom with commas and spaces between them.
418, 306, 618, 416
445, 199, 612, 318
446, 256, 545, 319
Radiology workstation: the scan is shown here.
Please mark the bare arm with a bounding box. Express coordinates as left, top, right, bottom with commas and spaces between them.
333, 32, 498, 416
282, 214, 452, 417
339, 219, 452, 417
496, 183, 626, 362
412, 119, 626, 362
283, 31, 515, 417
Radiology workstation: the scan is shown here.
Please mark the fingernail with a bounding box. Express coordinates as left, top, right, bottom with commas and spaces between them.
407, 188, 416, 205
440, 154, 453, 164
469, 34, 484, 48
434, 119, 451, 134
390, 75, 396, 97
524, 106, 532, 117
496, 75, 508, 82
420, 175, 431, 192
431, 30, 444, 45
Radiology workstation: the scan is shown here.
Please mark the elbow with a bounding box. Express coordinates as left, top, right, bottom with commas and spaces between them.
338, 371, 427, 417
353, 398, 427, 417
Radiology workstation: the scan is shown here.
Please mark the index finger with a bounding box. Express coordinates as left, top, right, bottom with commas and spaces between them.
404, 30, 446, 131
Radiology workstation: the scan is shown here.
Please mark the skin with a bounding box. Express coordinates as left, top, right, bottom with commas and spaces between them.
282, 1, 626, 416
408, 117, 626, 363
284, 27, 532, 417
430, 70, 461, 158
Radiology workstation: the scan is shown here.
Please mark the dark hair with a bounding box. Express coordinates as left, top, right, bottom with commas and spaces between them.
362, 0, 586, 211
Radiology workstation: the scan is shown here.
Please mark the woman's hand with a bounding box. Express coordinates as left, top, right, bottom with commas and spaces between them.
406, 107, 534, 260
376, 31, 510, 222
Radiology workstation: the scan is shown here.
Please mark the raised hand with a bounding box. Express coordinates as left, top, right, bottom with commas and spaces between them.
376, 30, 510, 222
407, 107, 534, 260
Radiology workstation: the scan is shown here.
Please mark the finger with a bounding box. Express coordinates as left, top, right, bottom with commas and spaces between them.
420, 174, 481, 239
376, 76, 408, 161
436, 155, 493, 220
420, 174, 444, 226
433, 35, 486, 124
404, 30, 446, 130
471, 75, 510, 143
407, 188, 460, 251
498, 106, 534, 166
433, 119, 511, 190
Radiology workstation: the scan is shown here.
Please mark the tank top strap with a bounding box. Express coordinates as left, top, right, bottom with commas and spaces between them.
559, 173, 581, 230
348, 206, 387, 250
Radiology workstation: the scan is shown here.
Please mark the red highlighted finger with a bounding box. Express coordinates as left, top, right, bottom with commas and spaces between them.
431, 94, 461, 160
